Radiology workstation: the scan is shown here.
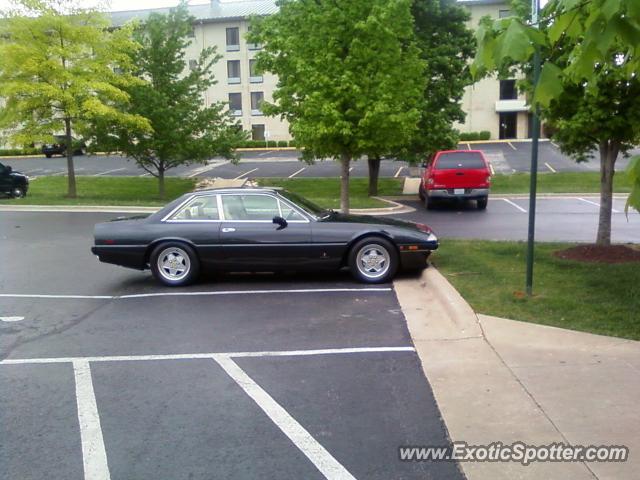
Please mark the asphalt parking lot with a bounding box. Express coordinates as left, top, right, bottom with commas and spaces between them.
3, 142, 637, 178
0, 211, 462, 480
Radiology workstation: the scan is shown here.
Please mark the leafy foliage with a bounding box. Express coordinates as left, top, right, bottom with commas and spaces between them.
0, 0, 149, 197
471, 0, 640, 243
250, 0, 425, 212
93, 1, 246, 197
400, 0, 476, 162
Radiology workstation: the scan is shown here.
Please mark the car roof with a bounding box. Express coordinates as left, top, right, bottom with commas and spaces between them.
436, 149, 484, 154
191, 186, 283, 195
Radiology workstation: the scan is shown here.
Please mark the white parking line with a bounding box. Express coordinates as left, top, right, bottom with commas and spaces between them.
348, 167, 353, 173
138, 172, 152, 177
466, 143, 471, 150
0, 346, 415, 365
93, 168, 125, 177
544, 162, 557, 173
577, 197, 620, 213
0, 316, 24, 322
507, 142, 517, 151
234, 168, 258, 180
288, 167, 306, 178
501, 198, 527, 213
394, 166, 404, 178
489, 163, 495, 175
214, 355, 357, 480
73, 360, 111, 480
0, 287, 392, 301
551, 141, 559, 148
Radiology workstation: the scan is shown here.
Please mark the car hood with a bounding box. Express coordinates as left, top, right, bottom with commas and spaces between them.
320, 212, 431, 233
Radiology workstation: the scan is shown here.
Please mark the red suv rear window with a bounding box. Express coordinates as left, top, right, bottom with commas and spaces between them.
435, 152, 485, 170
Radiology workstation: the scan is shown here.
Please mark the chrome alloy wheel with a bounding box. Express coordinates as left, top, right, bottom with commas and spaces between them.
356, 243, 391, 280
157, 247, 190, 282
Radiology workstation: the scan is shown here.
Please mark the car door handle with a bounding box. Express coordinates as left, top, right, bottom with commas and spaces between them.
222, 227, 236, 233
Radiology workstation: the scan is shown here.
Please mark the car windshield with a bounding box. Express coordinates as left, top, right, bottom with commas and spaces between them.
278, 190, 328, 218
435, 152, 485, 170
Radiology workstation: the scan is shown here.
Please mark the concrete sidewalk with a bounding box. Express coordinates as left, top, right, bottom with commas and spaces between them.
394, 268, 639, 480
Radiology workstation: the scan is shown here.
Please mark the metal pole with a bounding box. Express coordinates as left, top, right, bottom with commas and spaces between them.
525, 0, 541, 296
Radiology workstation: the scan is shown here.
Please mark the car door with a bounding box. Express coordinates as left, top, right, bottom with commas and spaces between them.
161, 194, 222, 267
218, 193, 312, 270
0, 163, 11, 194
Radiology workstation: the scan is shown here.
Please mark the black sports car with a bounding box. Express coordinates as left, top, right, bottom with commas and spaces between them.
91, 187, 438, 286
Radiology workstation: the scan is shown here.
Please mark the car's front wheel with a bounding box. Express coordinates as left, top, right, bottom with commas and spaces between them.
348, 237, 398, 284
11, 187, 25, 198
150, 242, 200, 287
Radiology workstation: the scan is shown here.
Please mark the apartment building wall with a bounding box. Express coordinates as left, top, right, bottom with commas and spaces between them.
187, 19, 290, 141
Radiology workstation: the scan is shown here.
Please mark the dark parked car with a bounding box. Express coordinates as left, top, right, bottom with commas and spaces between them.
0, 162, 29, 198
91, 187, 439, 286
42, 135, 86, 158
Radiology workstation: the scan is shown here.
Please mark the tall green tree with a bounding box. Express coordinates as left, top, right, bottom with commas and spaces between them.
94, 2, 246, 198
472, 0, 640, 237
377, 0, 476, 193
251, 0, 425, 213
0, 0, 149, 197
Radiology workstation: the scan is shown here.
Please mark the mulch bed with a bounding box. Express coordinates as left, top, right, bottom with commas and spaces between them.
553, 244, 640, 264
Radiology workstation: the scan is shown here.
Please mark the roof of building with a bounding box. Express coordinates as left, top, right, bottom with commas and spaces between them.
110, 0, 278, 27
110, 0, 502, 27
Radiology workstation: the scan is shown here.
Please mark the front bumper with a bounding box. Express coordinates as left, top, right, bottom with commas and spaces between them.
427, 188, 489, 200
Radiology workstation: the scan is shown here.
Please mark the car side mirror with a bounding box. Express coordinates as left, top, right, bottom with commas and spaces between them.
421, 162, 427, 168
273, 216, 288, 230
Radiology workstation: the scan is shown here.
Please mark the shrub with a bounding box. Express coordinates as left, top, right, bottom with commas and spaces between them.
277, 140, 289, 147
458, 131, 492, 142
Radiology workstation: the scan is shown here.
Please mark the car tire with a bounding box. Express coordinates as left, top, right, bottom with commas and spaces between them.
150, 242, 200, 287
45, 154, 52, 158
418, 184, 425, 201
424, 195, 435, 210
348, 237, 398, 284
11, 187, 25, 198
477, 197, 488, 210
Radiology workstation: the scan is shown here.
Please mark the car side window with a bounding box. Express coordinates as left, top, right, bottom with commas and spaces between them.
222, 194, 280, 221
0, 163, 5, 174
169, 196, 219, 221
278, 200, 305, 221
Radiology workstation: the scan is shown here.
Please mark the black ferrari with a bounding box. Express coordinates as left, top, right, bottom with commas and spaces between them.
91, 187, 439, 286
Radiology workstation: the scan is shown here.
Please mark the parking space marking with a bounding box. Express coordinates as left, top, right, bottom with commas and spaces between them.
489, 163, 495, 175
501, 198, 527, 213
214, 355, 356, 479
0, 346, 415, 365
0, 316, 24, 322
507, 142, 516, 151
288, 167, 306, 178
0, 287, 392, 301
577, 197, 620, 213
466, 143, 471, 150
544, 162, 557, 173
394, 166, 404, 178
234, 167, 258, 180
93, 168, 125, 177
73, 360, 111, 480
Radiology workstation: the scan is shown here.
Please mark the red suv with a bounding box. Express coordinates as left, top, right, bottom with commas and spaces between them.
419, 150, 491, 210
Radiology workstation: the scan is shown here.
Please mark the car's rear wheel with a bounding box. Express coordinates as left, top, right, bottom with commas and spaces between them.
418, 184, 425, 201
424, 195, 435, 210
45, 154, 52, 158
11, 187, 25, 198
150, 242, 200, 287
348, 237, 398, 284
477, 197, 488, 210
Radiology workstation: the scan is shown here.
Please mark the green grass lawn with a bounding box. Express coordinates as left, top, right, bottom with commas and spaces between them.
433, 240, 640, 340
257, 177, 404, 209
490, 172, 631, 194
0, 176, 196, 206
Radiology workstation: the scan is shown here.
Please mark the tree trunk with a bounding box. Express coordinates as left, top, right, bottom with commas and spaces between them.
158, 167, 166, 199
340, 153, 351, 214
64, 118, 77, 198
367, 156, 381, 197
596, 141, 619, 246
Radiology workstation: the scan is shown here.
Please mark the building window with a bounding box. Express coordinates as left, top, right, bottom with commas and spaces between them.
499, 79, 518, 100
252, 124, 265, 141
498, 9, 511, 18
227, 60, 241, 84
251, 92, 264, 115
188, 59, 198, 71
499, 112, 517, 139
249, 59, 263, 83
226, 27, 240, 51
188, 26, 195, 38
246, 26, 262, 50
228, 93, 242, 116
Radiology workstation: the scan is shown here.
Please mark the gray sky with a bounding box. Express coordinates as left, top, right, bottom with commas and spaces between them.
0, 0, 210, 13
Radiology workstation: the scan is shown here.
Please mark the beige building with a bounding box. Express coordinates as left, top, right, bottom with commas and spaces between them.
112, 0, 527, 142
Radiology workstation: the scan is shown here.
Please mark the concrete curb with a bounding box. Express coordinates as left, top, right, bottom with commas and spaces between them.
349, 197, 416, 216
393, 267, 596, 480
0, 205, 159, 213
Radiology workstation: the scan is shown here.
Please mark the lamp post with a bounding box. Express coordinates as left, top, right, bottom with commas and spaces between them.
525, 0, 541, 296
